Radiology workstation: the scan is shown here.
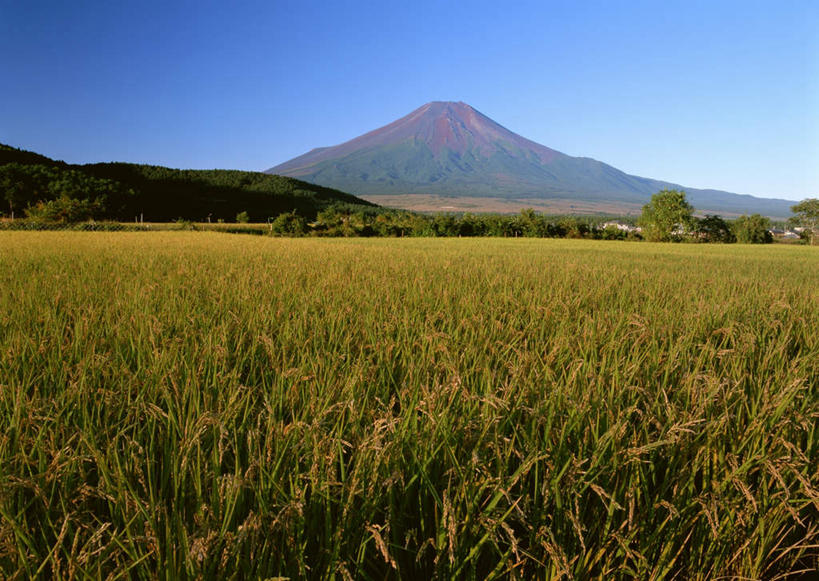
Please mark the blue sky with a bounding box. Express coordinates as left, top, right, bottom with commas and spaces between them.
1, 0, 816, 201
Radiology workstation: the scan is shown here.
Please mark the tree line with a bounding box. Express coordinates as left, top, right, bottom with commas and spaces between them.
268, 207, 636, 239
637, 189, 818, 244
264, 195, 817, 244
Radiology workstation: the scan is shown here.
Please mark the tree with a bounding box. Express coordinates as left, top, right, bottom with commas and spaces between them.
519, 208, 541, 237
236, 210, 250, 223
790, 198, 819, 245
557, 216, 590, 239
638, 189, 694, 242
270, 211, 307, 236
431, 213, 458, 237
25, 195, 103, 222
0, 163, 38, 217
732, 214, 773, 244
695, 215, 735, 243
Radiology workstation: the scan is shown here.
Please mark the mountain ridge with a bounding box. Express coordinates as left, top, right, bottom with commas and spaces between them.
267, 102, 795, 218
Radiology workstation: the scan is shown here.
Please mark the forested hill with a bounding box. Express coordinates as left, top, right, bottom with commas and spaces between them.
0, 143, 376, 222
81, 163, 376, 221
0, 143, 66, 167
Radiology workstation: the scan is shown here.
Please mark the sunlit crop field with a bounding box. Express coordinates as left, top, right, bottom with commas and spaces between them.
1, 232, 817, 579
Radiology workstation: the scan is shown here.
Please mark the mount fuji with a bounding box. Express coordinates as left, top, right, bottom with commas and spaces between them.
267, 102, 793, 217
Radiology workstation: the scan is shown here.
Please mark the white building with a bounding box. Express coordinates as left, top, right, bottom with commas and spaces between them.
600, 221, 641, 233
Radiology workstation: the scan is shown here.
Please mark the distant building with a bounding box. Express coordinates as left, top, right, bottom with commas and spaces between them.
768, 228, 801, 240
601, 221, 641, 233
671, 225, 689, 236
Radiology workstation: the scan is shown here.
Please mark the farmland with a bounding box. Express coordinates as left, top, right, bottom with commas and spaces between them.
0, 232, 817, 579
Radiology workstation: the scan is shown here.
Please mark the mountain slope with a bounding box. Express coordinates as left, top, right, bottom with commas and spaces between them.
267, 102, 795, 217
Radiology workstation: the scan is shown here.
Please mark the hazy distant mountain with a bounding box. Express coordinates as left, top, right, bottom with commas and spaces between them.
267, 101, 795, 217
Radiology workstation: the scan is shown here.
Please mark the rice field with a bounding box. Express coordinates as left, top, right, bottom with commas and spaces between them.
0, 232, 817, 580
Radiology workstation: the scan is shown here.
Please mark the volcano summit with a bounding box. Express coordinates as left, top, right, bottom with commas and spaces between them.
267, 102, 793, 217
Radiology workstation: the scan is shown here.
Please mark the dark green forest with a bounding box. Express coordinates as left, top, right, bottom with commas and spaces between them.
0, 144, 375, 222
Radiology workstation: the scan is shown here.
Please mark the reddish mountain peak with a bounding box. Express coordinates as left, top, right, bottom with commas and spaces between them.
339, 100, 560, 160
410, 102, 492, 153
269, 101, 562, 175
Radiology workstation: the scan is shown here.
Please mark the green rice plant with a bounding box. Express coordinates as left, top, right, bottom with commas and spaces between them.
0, 233, 816, 579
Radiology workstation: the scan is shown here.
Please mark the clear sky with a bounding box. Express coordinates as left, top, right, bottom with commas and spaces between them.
2, 0, 817, 201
